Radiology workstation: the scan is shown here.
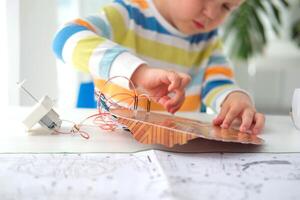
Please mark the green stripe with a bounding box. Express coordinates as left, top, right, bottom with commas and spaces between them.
104, 6, 222, 68
72, 36, 105, 72
204, 85, 236, 109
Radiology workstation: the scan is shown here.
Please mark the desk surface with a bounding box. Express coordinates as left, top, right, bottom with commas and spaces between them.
1, 106, 300, 153
1, 106, 300, 200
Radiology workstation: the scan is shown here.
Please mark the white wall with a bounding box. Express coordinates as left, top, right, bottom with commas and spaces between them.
78, 0, 111, 15
234, 42, 300, 115
0, 0, 9, 107
6, 0, 111, 108
7, 0, 20, 105
8, 0, 58, 106
232, 1, 300, 115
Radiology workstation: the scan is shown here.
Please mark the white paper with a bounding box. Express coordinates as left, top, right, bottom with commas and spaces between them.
0, 151, 300, 200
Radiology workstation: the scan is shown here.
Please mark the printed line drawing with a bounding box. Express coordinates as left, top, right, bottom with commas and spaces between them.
0, 151, 299, 200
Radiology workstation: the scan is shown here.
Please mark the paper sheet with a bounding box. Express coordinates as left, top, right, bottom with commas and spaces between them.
0, 151, 300, 200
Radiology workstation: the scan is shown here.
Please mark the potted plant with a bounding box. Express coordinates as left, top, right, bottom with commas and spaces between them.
223, 0, 289, 61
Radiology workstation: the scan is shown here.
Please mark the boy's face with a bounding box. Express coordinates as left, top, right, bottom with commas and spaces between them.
156, 0, 242, 35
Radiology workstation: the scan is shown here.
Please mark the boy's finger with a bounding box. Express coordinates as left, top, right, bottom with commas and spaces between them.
165, 89, 184, 109
213, 105, 229, 125
167, 71, 181, 92
178, 73, 191, 88
157, 96, 170, 106
221, 107, 240, 129
240, 109, 255, 132
168, 103, 182, 114
252, 113, 265, 134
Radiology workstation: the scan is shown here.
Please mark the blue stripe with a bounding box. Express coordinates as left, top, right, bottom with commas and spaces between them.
52, 24, 88, 61
202, 80, 234, 98
99, 46, 127, 79
207, 55, 228, 66
188, 29, 218, 44
115, 0, 170, 35
86, 16, 112, 39
114, 0, 218, 44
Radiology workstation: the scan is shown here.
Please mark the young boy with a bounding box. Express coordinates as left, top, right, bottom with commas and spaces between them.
53, 0, 265, 134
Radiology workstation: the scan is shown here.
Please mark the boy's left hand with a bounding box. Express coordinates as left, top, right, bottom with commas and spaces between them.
213, 92, 265, 134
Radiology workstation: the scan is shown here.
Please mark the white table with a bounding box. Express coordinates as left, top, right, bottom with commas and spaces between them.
1, 106, 300, 200
1, 106, 300, 153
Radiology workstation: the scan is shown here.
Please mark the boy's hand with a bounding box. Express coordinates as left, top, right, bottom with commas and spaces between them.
131, 64, 191, 113
213, 92, 265, 134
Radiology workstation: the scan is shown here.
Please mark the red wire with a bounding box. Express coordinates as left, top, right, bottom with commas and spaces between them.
54, 76, 154, 140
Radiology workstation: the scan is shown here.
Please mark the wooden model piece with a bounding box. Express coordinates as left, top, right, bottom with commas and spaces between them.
110, 108, 264, 148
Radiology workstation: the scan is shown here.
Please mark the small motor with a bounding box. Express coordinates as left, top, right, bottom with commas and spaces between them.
18, 80, 62, 131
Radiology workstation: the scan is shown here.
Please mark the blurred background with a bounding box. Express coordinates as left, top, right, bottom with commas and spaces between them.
1, 0, 300, 115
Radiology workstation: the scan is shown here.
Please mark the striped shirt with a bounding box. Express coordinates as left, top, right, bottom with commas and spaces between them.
52, 0, 243, 112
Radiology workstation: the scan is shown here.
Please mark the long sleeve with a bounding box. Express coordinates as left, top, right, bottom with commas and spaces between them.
52, 0, 250, 112
201, 38, 250, 112
52, 10, 146, 88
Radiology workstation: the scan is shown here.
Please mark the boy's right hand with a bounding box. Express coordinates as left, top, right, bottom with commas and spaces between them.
131, 64, 191, 113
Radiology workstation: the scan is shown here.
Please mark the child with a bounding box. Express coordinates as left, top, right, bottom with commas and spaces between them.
53, 0, 265, 134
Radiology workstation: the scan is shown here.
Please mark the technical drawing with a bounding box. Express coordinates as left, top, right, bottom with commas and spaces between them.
0, 151, 300, 200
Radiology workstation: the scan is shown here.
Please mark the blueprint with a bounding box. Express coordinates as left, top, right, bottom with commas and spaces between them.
0, 151, 300, 200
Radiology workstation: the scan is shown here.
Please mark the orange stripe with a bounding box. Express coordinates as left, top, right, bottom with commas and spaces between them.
205, 66, 234, 79
131, 0, 149, 9
94, 79, 201, 112
73, 19, 97, 33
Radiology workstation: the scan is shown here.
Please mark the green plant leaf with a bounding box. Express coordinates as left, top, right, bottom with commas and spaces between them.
291, 19, 300, 47
271, 3, 281, 25
279, 0, 289, 7
222, 0, 288, 61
